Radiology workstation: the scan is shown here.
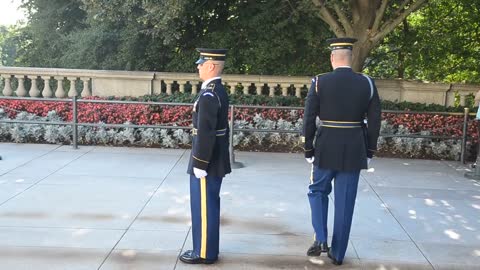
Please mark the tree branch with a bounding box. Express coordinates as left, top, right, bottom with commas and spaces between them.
373, 0, 428, 43
334, 3, 354, 35
396, 0, 411, 16
312, 0, 346, 36
372, 0, 389, 32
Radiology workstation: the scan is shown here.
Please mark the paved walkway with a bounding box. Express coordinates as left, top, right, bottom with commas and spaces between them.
0, 143, 479, 270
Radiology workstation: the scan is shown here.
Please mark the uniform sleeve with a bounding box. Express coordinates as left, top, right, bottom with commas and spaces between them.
192, 93, 220, 170
302, 78, 320, 158
366, 80, 382, 158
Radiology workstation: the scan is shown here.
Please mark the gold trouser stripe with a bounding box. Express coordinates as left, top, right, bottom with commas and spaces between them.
310, 164, 314, 184
314, 232, 316, 241
200, 177, 207, 259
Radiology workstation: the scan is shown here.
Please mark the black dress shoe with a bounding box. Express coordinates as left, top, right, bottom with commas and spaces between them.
306, 241, 329, 256
327, 250, 343, 265
179, 250, 217, 264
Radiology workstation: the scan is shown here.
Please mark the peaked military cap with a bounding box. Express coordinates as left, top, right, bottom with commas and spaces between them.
195, 48, 228, 64
327, 37, 358, 50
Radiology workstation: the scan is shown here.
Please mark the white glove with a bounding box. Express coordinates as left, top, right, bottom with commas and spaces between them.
305, 157, 315, 164
193, 167, 208, 178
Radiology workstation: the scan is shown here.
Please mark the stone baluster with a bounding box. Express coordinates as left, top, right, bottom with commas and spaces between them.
68, 77, 78, 97
2, 75, 13, 96
16, 76, 27, 97
254, 84, 261, 95
228, 82, 237, 95
81, 78, 91, 97
268, 84, 275, 97
243, 83, 249, 95
460, 94, 466, 106
165, 80, 173, 95
43, 77, 53, 97
191, 81, 198, 95
55, 76, 66, 98
179, 81, 186, 93
29, 76, 41, 97
281, 84, 289, 96
295, 84, 303, 98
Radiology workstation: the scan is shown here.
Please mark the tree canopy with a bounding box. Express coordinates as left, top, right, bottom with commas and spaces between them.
0, 0, 478, 82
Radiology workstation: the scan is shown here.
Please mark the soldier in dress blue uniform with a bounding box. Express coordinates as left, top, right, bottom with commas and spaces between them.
302, 37, 381, 265
179, 48, 231, 265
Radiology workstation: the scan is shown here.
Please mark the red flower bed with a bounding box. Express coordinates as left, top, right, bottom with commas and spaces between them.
0, 98, 193, 126
383, 112, 478, 141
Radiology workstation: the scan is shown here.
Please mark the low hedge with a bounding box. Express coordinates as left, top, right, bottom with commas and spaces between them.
0, 95, 479, 161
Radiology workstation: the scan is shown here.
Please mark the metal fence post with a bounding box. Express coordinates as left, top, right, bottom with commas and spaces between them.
72, 96, 78, 149
229, 105, 235, 165
460, 107, 469, 163
229, 105, 243, 169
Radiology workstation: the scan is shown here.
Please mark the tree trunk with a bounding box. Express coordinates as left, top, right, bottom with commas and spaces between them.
311, 0, 429, 72
352, 41, 375, 72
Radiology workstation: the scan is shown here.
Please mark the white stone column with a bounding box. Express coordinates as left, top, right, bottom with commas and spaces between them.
190, 81, 198, 95
255, 84, 261, 95
16, 76, 27, 97
68, 77, 78, 97
29, 76, 41, 97
179, 81, 186, 93
229, 82, 237, 95
2, 76, 13, 96
268, 84, 275, 97
295, 84, 303, 98
243, 83, 249, 95
460, 94, 466, 106
43, 77, 53, 97
55, 77, 66, 98
281, 84, 289, 96
165, 80, 173, 95
81, 78, 91, 97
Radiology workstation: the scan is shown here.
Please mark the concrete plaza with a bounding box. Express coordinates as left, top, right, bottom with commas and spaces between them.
0, 143, 479, 269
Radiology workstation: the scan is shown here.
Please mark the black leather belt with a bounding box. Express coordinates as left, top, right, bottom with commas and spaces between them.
321, 120, 362, 128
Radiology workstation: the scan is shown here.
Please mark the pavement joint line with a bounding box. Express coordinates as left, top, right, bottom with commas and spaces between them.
96, 149, 187, 270
0, 144, 63, 177
0, 146, 94, 208
174, 226, 192, 269
359, 173, 437, 270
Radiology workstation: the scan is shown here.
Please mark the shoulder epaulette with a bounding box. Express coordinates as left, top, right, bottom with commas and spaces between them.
359, 74, 374, 100
201, 83, 221, 108
205, 83, 216, 91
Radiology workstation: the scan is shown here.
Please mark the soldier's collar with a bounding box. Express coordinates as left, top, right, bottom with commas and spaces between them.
201, 77, 222, 89
333, 66, 352, 70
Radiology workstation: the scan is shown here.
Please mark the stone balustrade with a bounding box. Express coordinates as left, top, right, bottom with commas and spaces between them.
1, 66, 479, 106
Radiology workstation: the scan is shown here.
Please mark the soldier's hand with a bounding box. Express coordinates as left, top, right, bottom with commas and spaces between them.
305, 157, 315, 164
193, 167, 208, 178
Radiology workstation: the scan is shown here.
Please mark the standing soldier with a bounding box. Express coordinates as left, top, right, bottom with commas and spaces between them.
302, 38, 381, 265
179, 48, 231, 265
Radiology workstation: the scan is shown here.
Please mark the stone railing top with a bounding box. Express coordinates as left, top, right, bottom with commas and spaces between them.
156, 72, 311, 84
0, 67, 313, 84
0, 66, 155, 80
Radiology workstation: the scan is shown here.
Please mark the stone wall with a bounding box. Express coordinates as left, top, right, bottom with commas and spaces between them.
1, 66, 478, 106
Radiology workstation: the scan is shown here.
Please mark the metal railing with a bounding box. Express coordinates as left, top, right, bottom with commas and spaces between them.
0, 96, 476, 163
